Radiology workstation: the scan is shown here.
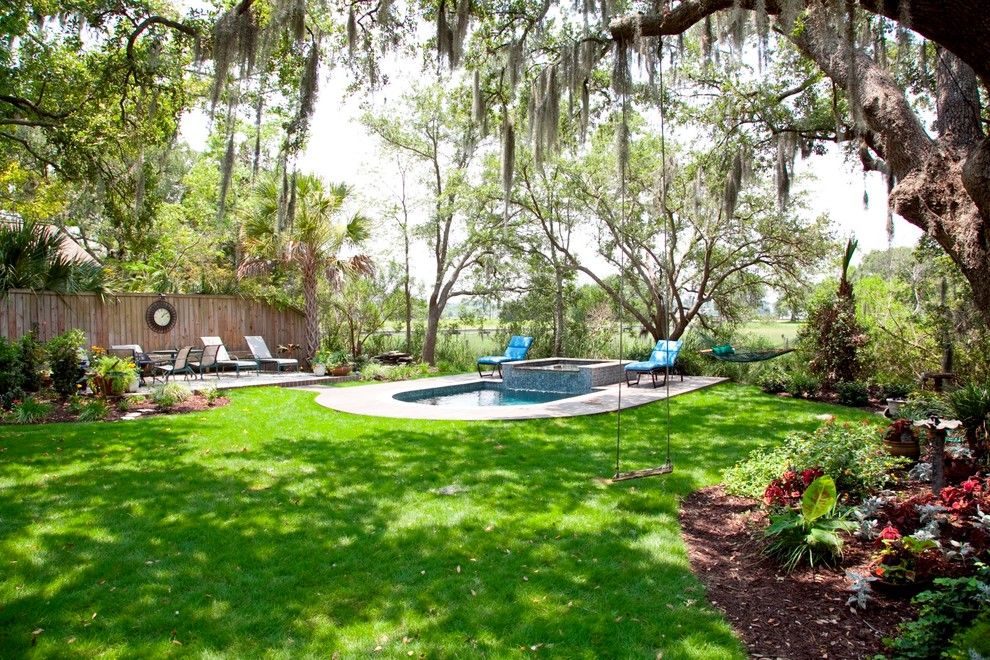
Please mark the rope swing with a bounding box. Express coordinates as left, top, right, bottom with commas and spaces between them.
612, 37, 673, 483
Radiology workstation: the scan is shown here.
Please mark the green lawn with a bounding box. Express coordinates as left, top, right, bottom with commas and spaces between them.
739, 320, 804, 343
0, 384, 870, 657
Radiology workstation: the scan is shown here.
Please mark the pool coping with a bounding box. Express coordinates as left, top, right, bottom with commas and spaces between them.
313, 373, 728, 421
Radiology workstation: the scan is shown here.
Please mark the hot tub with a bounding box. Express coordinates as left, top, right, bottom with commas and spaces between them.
501, 358, 627, 394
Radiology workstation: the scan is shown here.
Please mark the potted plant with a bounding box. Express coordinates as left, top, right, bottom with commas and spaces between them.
326, 350, 352, 377
312, 349, 329, 376
88, 354, 138, 398
883, 418, 921, 460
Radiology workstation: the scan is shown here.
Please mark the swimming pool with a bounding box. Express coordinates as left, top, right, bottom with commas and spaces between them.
392, 381, 584, 407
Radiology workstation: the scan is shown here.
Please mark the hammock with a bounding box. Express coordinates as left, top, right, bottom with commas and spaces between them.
702, 344, 795, 363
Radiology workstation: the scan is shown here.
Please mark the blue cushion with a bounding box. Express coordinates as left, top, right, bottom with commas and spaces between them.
626, 339, 682, 371
625, 360, 664, 372
477, 355, 511, 365
503, 335, 534, 360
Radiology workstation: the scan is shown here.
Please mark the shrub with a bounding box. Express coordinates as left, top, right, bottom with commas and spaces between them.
885, 566, 990, 658
835, 380, 869, 407
359, 362, 431, 382
787, 372, 819, 399
899, 391, 953, 422
947, 611, 990, 660
949, 381, 990, 458
869, 529, 943, 585
66, 393, 85, 415
77, 399, 110, 422
880, 380, 913, 400
724, 421, 908, 499
762, 476, 856, 571
11, 397, 51, 423
0, 336, 25, 406
201, 386, 223, 405
17, 332, 44, 392
757, 365, 791, 394
150, 383, 190, 409
47, 329, 86, 398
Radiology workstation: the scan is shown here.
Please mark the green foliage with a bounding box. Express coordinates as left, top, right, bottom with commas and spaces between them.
17, 331, 44, 392
899, 391, 953, 422
799, 288, 866, 388
359, 362, 433, 382
315, 349, 350, 367
886, 566, 990, 658
946, 611, 990, 660
149, 383, 190, 410
762, 476, 855, 571
0, 336, 25, 407
724, 421, 906, 499
88, 354, 137, 397
757, 364, 791, 394
10, 396, 51, 423
835, 381, 869, 407
949, 381, 990, 442
201, 386, 223, 405
0, 220, 108, 295
46, 329, 86, 398
787, 371, 820, 399
78, 399, 110, 422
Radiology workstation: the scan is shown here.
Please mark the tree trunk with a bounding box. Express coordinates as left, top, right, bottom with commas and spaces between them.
552, 259, 565, 356
404, 228, 412, 353
303, 260, 319, 362
930, 428, 947, 496
423, 297, 442, 366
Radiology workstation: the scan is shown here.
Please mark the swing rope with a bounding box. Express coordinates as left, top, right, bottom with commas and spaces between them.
613, 36, 673, 482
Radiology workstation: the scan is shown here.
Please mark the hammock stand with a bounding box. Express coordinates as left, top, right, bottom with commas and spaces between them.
700, 346, 795, 363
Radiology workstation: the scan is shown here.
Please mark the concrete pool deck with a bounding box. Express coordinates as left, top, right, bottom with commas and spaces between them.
313, 373, 727, 420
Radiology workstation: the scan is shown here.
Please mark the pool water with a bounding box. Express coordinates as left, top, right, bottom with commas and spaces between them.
394, 382, 583, 407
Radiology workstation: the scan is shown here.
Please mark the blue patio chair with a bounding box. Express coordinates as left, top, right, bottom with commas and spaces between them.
477, 335, 534, 378
624, 339, 684, 388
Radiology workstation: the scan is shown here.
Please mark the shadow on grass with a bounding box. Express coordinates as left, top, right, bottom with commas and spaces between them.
0, 384, 871, 657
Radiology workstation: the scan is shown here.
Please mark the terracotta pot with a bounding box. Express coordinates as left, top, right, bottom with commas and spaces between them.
883, 438, 920, 460
330, 365, 352, 377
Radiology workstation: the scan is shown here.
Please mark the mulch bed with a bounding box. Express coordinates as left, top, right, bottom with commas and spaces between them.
2, 392, 230, 425
680, 486, 915, 659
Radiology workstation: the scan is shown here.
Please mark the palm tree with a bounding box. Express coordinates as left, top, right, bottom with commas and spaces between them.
240, 174, 371, 361
0, 220, 108, 296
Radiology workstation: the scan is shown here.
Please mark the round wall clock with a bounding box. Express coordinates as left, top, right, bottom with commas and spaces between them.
146, 298, 177, 334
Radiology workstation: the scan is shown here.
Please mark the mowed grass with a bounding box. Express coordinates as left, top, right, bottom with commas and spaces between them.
0, 384, 870, 658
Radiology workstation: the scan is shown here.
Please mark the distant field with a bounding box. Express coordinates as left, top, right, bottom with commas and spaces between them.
739, 320, 804, 344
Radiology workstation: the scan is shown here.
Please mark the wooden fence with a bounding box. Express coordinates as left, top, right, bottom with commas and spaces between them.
0, 290, 306, 355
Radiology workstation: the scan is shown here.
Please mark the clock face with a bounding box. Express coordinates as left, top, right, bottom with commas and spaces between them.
146, 299, 177, 334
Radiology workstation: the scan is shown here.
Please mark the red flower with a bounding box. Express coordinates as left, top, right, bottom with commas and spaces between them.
782, 470, 798, 483
961, 477, 982, 494
801, 468, 823, 486
879, 525, 901, 541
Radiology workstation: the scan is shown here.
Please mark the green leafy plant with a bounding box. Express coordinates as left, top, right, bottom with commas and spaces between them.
150, 383, 190, 410
725, 421, 908, 498
11, 397, 51, 423
88, 354, 137, 397
880, 381, 913, 401
78, 399, 110, 422
870, 529, 942, 585
757, 365, 791, 394
46, 329, 86, 398
787, 371, 819, 399
835, 380, 869, 407
946, 611, 990, 660
949, 381, 990, 458
201, 386, 223, 405
0, 336, 25, 409
762, 476, 856, 571
898, 391, 953, 422
116, 396, 142, 412
17, 331, 44, 392
885, 565, 990, 658
66, 393, 85, 415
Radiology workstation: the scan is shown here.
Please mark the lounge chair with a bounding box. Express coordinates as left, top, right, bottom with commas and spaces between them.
477, 335, 534, 378
154, 346, 196, 382
624, 339, 684, 388
190, 343, 222, 379
200, 337, 260, 377
244, 336, 299, 372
